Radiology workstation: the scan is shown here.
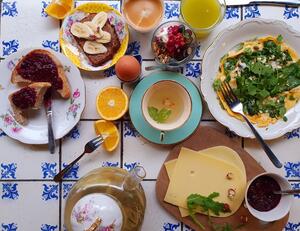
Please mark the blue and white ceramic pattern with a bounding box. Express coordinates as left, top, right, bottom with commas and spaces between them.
0, 1, 300, 230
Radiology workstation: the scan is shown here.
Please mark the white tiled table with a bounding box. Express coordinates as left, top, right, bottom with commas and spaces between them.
1, 1, 300, 230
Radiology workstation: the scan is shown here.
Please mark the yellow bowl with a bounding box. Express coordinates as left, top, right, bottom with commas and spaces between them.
59, 2, 129, 71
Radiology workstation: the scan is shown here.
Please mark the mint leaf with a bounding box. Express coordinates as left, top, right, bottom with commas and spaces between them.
148, 107, 171, 123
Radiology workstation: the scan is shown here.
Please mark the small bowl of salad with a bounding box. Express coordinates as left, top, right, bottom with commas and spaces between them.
151, 21, 198, 67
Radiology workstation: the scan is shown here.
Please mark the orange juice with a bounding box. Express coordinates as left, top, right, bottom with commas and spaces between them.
123, 0, 163, 32
181, 0, 224, 37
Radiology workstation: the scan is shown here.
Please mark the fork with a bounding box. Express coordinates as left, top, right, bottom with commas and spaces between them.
54, 135, 104, 182
220, 81, 283, 168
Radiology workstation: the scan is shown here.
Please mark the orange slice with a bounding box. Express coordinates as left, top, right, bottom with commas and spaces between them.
45, 0, 74, 19
96, 87, 128, 121
94, 120, 120, 152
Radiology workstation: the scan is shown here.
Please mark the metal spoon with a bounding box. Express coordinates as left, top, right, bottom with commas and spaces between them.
273, 189, 300, 195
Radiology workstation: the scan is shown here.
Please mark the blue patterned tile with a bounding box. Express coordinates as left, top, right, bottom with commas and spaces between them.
183, 224, 194, 231
185, 62, 201, 78
164, 2, 180, 19
2, 40, 19, 56
285, 222, 300, 231
194, 46, 201, 59
124, 162, 140, 171
42, 40, 59, 52
62, 163, 79, 179
1, 163, 17, 179
291, 182, 300, 199
63, 183, 74, 199
283, 6, 299, 19
1, 223, 18, 231
285, 128, 300, 140
42, 184, 58, 201
109, 3, 119, 10
163, 222, 180, 231
1, 1, 18, 17
2, 183, 19, 200
104, 66, 116, 77
225, 7, 240, 19
126, 41, 141, 55
284, 162, 300, 178
40, 224, 58, 231
244, 5, 261, 19
65, 125, 80, 139
102, 161, 119, 167
41, 163, 57, 179
124, 121, 140, 138
41, 0, 50, 17
0, 129, 7, 137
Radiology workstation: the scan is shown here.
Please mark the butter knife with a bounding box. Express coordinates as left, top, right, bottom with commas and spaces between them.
226, 0, 300, 6
44, 91, 55, 154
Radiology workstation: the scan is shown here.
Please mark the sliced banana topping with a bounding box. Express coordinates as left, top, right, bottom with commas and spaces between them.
96, 30, 111, 44
83, 41, 108, 54
83, 21, 99, 33
70, 22, 94, 39
91, 12, 108, 29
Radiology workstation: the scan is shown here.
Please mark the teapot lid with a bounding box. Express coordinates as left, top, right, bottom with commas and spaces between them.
71, 193, 123, 231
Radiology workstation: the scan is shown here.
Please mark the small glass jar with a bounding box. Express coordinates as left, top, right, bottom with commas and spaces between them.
151, 21, 197, 68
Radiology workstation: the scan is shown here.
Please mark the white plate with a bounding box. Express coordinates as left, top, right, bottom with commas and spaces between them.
0, 48, 85, 144
201, 19, 300, 140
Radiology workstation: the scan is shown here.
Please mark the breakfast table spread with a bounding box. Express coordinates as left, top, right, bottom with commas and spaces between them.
1, 0, 300, 231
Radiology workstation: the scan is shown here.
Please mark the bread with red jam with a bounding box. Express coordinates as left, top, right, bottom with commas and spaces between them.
11, 49, 71, 99
9, 82, 51, 125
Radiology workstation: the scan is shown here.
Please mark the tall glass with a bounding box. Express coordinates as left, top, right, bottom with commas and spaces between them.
180, 0, 226, 39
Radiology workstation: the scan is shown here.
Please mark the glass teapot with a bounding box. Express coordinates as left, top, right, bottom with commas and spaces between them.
64, 166, 146, 231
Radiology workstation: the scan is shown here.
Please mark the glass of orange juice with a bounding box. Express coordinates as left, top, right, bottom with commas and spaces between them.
180, 0, 226, 38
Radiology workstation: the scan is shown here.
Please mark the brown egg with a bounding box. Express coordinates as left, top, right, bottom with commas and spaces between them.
115, 55, 141, 82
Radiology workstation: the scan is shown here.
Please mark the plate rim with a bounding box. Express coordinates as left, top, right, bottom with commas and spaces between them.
129, 71, 203, 145
0, 47, 86, 144
200, 18, 300, 140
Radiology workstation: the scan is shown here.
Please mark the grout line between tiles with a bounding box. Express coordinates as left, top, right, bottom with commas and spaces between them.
120, 120, 124, 168
59, 181, 62, 231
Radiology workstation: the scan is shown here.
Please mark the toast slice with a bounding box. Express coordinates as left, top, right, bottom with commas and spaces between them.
73, 13, 121, 67
9, 82, 51, 125
11, 49, 71, 99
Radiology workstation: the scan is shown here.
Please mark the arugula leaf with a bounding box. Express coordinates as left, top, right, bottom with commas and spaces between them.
277, 34, 283, 43
213, 79, 222, 91
148, 107, 171, 123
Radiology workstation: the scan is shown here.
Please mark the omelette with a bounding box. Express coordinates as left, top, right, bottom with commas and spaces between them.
214, 35, 300, 127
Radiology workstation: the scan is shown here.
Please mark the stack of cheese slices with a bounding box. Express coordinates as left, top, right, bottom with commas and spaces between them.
164, 146, 247, 217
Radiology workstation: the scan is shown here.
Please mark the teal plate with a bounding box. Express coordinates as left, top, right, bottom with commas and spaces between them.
129, 71, 202, 145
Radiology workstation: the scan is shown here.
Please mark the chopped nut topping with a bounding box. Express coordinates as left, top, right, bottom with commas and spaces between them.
227, 188, 236, 200
226, 172, 234, 180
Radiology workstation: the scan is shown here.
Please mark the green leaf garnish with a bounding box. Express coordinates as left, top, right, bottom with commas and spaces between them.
277, 34, 283, 43
148, 106, 171, 123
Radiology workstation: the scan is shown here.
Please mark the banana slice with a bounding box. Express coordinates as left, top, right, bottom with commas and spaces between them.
71, 22, 94, 39
91, 12, 108, 29
83, 21, 98, 33
96, 30, 111, 44
83, 41, 108, 54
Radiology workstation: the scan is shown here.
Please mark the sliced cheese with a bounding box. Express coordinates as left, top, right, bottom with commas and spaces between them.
164, 146, 247, 217
164, 147, 246, 218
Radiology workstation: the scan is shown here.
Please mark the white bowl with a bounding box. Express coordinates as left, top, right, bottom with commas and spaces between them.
245, 172, 292, 222
201, 19, 300, 139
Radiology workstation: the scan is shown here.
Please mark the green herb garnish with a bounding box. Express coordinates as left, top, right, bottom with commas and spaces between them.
148, 106, 171, 123
187, 192, 231, 230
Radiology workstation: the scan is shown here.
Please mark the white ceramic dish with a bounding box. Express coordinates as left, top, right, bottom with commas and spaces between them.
201, 19, 300, 139
245, 172, 292, 222
0, 48, 85, 144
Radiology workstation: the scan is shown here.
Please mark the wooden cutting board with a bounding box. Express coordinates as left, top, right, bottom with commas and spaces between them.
156, 126, 288, 231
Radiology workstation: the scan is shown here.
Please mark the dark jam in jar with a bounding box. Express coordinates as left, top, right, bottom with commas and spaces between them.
247, 175, 281, 212
17, 52, 62, 90
12, 87, 36, 109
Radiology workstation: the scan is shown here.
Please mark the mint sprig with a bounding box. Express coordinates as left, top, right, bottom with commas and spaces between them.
148, 106, 171, 123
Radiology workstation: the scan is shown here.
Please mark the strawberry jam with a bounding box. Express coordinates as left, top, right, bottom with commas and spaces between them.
12, 87, 36, 109
16, 52, 63, 90
247, 175, 281, 212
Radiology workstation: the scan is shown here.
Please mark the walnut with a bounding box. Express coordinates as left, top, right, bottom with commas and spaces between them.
227, 188, 236, 200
